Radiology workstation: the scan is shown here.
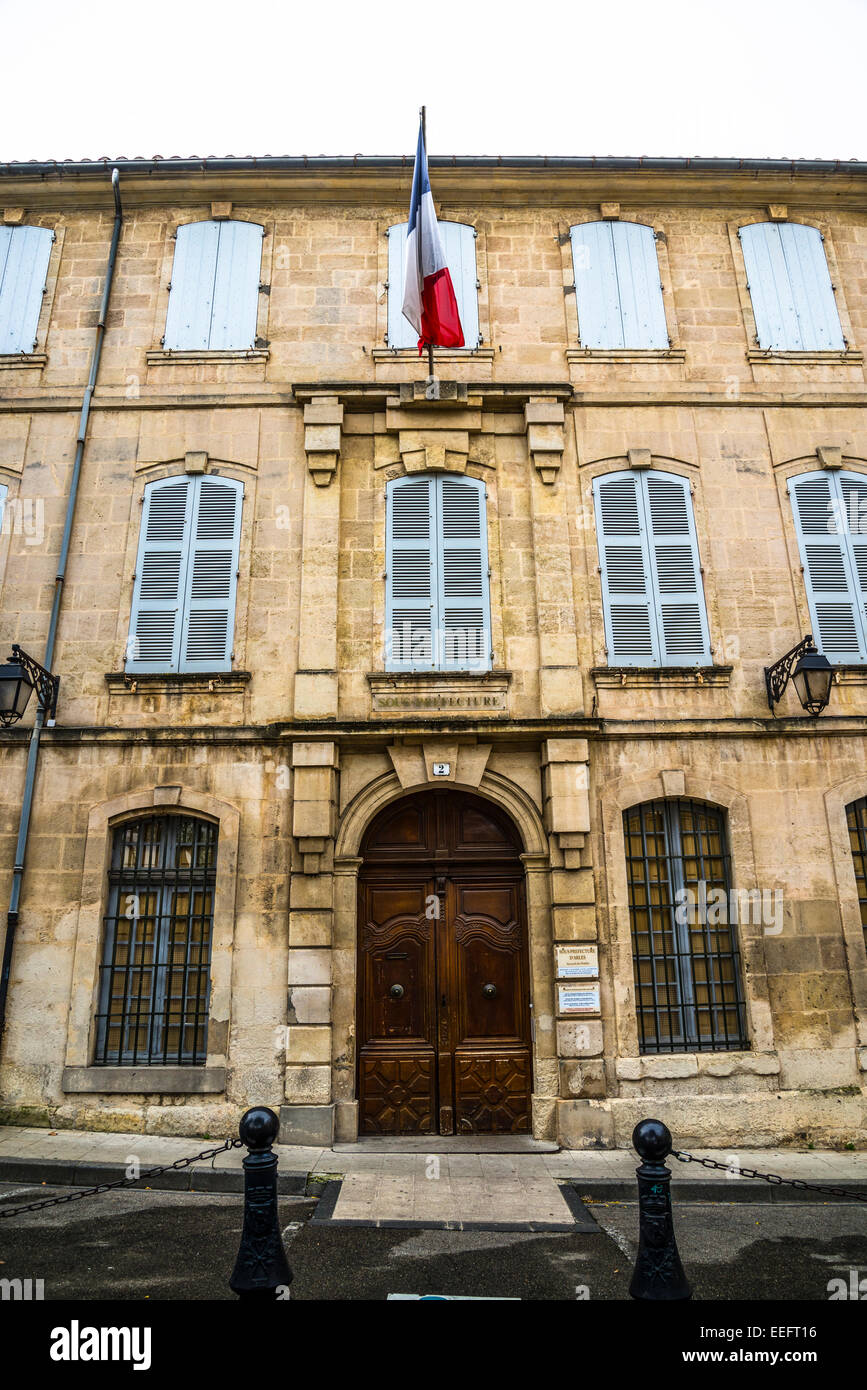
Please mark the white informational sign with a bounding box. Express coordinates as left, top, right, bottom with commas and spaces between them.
432, 762, 451, 777
555, 944, 598, 979
558, 983, 601, 1015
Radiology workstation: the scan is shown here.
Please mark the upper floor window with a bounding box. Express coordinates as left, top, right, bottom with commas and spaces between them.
94, 814, 216, 1065
789, 469, 867, 663
163, 220, 264, 351
126, 474, 243, 674
625, 798, 748, 1054
845, 796, 867, 955
0, 225, 53, 354
739, 221, 845, 351
570, 221, 668, 349
593, 469, 711, 667
386, 221, 479, 349
385, 473, 491, 672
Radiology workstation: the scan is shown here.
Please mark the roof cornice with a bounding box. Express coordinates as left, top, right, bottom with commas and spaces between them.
1, 156, 866, 211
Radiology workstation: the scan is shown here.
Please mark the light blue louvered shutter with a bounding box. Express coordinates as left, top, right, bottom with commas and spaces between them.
739, 223, 845, 351
386, 475, 436, 670
179, 476, 243, 671
127, 478, 194, 672
208, 221, 263, 349
386, 221, 477, 349
789, 471, 867, 662
593, 472, 658, 665
572, 222, 667, 349
0, 484, 7, 530
163, 222, 221, 350
0, 225, 53, 353
437, 475, 490, 671
439, 222, 479, 347
643, 472, 711, 665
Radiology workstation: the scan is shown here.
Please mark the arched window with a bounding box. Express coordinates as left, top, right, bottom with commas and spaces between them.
126, 474, 243, 673
570, 221, 668, 349
739, 222, 844, 351
789, 469, 867, 663
386, 220, 479, 348
385, 473, 491, 672
164, 220, 264, 351
0, 225, 53, 354
593, 468, 711, 666
94, 814, 217, 1065
845, 796, 867, 954
625, 799, 748, 1053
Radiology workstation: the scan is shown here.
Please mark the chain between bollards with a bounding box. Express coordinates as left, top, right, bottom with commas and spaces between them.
229, 1106, 293, 1301
629, 1118, 692, 1301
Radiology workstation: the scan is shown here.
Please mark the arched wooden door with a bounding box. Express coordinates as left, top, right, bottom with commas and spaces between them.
357, 790, 532, 1136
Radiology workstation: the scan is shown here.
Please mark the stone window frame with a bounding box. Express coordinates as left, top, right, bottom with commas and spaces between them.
369, 462, 506, 678
727, 213, 861, 365
109, 459, 257, 680
372, 213, 494, 361
822, 774, 867, 1059
0, 464, 35, 592
596, 770, 778, 1080
773, 454, 867, 679
146, 211, 274, 365
62, 787, 240, 1094
559, 214, 685, 361
576, 453, 731, 675
0, 219, 64, 373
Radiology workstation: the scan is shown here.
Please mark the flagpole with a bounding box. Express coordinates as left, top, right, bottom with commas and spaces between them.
420, 105, 434, 378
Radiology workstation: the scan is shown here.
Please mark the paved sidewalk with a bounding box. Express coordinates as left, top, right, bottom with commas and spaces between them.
1, 1125, 865, 1215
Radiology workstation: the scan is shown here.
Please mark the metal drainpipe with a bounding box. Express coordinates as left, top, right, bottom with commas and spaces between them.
0, 168, 123, 1043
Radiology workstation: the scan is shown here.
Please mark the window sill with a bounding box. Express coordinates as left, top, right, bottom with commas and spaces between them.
146, 348, 269, 365
590, 665, 732, 688
616, 1051, 779, 1081
105, 671, 251, 694
0, 353, 47, 371
746, 348, 862, 364
566, 347, 685, 363
62, 1065, 226, 1094
368, 669, 511, 716
371, 347, 495, 362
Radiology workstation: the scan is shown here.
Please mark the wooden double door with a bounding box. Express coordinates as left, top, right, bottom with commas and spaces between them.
357, 791, 532, 1136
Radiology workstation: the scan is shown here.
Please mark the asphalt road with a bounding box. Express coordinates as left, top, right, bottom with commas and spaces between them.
1, 1182, 866, 1303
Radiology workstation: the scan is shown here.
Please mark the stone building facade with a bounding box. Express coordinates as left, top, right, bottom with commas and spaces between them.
0, 154, 865, 1147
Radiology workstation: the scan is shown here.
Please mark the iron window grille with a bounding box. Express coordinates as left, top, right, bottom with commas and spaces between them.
624, 798, 748, 1053
845, 796, 867, 954
94, 814, 217, 1065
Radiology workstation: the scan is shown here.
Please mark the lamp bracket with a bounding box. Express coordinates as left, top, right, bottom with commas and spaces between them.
10, 644, 60, 721
764, 634, 816, 712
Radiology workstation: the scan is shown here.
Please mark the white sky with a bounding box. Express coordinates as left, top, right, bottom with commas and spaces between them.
2, 0, 866, 162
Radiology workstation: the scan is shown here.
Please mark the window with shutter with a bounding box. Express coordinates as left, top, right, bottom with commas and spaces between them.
570, 221, 668, 349
386, 221, 479, 349
164, 220, 263, 351
385, 473, 490, 671
789, 469, 867, 663
127, 475, 243, 674
739, 222, 845, 351
0, 225, 53, 354
593, 469, 711, 667
0, 483, 7, 531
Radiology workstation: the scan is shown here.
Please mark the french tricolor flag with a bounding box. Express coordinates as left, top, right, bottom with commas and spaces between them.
402, 120, 464, 354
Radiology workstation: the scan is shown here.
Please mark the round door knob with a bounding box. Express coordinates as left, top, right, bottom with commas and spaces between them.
389, 983, 405, 1000
482, 983, 497, 999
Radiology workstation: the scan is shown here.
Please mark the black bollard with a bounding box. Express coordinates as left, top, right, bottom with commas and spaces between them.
229, 1106, 293, 1301
628, 1118, 692, 1301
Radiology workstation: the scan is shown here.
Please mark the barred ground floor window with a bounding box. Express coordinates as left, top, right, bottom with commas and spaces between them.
94, 813, 216, 1065
624, 798, 748, 1053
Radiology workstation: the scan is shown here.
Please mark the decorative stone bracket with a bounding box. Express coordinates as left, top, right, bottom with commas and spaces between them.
292, 742, 339, 873
524, 397, 566, 484
374, 381, 485, 477
303, 394, 344, 486
542, 738, 590, 868
817, 445, 843, 470
387, 740, 493, 789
